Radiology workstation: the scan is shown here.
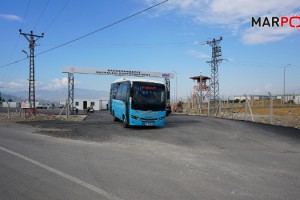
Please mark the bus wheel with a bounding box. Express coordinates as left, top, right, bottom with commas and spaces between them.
122, 115, 129, 128
113, 112, 118, 122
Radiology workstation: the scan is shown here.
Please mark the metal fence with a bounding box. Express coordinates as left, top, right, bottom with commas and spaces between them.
172, 93, 300, 129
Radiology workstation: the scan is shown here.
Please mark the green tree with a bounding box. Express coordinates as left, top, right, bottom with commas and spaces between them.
234, 99, 240, 103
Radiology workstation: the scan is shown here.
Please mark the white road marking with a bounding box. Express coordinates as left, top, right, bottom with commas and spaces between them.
0, 145, 123, 200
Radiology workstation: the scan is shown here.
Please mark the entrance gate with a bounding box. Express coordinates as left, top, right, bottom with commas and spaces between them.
62, 66, 175, 116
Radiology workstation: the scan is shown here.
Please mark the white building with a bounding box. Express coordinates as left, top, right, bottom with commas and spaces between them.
61, 99, 108, 111
283, 95, 295, 103
234, 95, 276, 101
294, 96, 300, 104
1, 102, 17, 108
234, 96, 252, 101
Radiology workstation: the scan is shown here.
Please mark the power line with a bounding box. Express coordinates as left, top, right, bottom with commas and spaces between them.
9, 0, 32, 61
33, 0, 50, 30
0, 58, 28, 69
100, 42, 191, 46
64, 41, 193, 48
37, 0, 169, 56
22, 0, 31, 29
43, 0, 71, 33
0, 0, 169, 68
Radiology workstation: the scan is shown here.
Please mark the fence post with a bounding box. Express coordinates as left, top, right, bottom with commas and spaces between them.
7, 102, 10, 119
244, 94, 247, 121
219, 99, 222, 116
246, 95, 254, 122
231, 97, 234, 119
268, 92, 273, 124
208, 93, 210, 117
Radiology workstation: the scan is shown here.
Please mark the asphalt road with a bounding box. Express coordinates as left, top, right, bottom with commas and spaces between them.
0, 111, 299, 200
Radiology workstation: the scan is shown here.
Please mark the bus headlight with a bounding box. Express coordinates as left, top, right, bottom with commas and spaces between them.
131, 115, 140, 120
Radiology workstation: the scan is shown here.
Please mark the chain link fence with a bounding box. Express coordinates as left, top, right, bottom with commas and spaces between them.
172, 93, 300, 129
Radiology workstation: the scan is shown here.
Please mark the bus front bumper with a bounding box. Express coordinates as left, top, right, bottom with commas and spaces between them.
130, 115, 165, 127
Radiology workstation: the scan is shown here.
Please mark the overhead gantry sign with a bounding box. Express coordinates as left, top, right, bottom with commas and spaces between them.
62, 66, 175, 78
62, 66, 175, 115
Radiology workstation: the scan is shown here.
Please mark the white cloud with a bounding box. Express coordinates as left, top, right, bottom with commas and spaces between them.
0, 78, 80, 91
0, 14, 22, 22
188, 49, 210, 58
0, 80, 48, 91
5, 81, 27, 90
253, 88, 261, 94
208, 0, 296, 23
5, 81, 43, 90
144, 0, 300, 44
192, 40, 200, 45
47, 77, 68, 89
252, 83, 274, 94
242, 26, 297, 44
265, 83, 273, 91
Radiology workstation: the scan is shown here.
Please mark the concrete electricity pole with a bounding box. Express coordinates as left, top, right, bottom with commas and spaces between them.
199, 72, 203, 114
19, 30, 44, 110
206, 37, 223, 116
283, 64, 291, 104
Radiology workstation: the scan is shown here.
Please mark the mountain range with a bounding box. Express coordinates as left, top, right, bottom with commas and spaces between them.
0, 88, 109, 102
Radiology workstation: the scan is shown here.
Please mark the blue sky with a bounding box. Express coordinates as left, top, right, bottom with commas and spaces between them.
0, 0, 299, 100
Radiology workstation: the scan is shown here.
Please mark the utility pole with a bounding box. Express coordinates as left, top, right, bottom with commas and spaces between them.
268, 92, 273, 124
19, 30, 44, 110
172, 71, 177, 103
206, 37, 223, 116
283, 64, 291, 104
68, 73, 75, 116
165, 77, 171, 113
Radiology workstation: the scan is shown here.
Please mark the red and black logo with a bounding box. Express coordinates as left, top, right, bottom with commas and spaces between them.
251, 16, 300, 28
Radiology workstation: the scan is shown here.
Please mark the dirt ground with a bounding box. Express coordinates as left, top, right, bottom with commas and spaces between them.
0, 112, 86, 123
1, 103, 299, 129
172, 101, 300, 129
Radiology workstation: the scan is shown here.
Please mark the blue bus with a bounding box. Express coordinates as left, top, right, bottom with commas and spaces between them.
109, 78, 166, 128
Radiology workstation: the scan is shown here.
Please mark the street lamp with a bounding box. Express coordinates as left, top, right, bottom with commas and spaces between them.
22, 50, 28, 58
0, 86, 3, 97
0, 86, 3, 105
199, 72, 203, 114
172, 71, 177, 103
283, 64, 291, 104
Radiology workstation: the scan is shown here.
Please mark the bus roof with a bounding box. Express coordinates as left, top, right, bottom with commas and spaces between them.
113, 78, 164, 85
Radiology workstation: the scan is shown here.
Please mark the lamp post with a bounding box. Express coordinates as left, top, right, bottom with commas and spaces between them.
22, 50, 28, 58
283, 64, 291, 104
0, 86, 3, 103
199, 72, 203, 114
172, 71, 177, 103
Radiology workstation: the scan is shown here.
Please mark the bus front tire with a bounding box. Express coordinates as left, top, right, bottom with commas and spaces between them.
113, 112, 118, 122
122, 115, 129, 128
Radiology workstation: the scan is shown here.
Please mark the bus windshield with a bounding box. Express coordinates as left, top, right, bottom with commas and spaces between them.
131, 82, 166, 111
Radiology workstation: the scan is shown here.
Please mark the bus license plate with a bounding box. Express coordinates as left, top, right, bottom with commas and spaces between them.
145, 123, 153, 126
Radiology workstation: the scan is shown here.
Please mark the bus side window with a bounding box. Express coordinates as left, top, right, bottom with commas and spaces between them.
161, 91, 165, 102
120, 83, 125, 102
130, 84, 134, 97
124, 82, 130, 102
116, 84, 122, 100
